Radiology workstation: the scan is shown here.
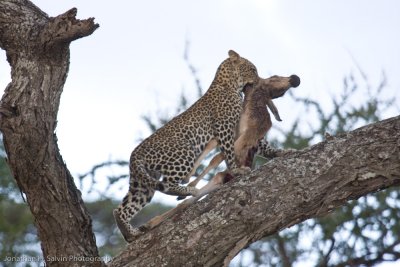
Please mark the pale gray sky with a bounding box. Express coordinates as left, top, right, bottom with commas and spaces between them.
1, 1, 399, 266
2, 0, 400, 194
1, 0, 399, 177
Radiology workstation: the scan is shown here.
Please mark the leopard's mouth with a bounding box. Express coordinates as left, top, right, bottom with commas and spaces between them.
242, 83, 253, 95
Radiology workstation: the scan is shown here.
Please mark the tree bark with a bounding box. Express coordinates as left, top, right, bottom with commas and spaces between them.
109, 115, 400, 267
0, 1, 101, 266
1, 2, 400, 267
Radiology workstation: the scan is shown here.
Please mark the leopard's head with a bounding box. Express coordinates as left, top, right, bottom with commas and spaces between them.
228, 50, 260, 93
213, 50, 260, 93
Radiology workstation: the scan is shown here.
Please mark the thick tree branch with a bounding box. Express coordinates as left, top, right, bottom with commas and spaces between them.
110, 116, 400, 267
0, 1, 101, 266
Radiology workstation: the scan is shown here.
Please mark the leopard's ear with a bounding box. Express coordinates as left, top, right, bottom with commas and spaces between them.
228, 50, 240, 63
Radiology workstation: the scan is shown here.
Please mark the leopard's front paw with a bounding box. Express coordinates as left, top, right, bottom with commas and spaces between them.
276, 148, 297, 157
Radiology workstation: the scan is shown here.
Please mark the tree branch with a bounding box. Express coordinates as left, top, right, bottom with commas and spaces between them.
40, 8, 99, 49
109, 116, 400, 267
335, 240, 400, 267
0, 1, 101, 266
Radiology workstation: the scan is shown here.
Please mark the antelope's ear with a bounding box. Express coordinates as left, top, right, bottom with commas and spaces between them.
228, 50, 240, 63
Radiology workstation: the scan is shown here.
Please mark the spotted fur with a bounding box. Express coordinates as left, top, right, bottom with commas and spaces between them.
114, 50, 262, 242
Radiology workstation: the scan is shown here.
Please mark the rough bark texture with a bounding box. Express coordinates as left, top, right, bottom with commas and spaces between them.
0, 1, 101, 266
109, 116, 400, 267
1, 1, 400, 267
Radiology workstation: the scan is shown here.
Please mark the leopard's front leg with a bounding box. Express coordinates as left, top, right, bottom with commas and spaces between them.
256, 139, 297, 160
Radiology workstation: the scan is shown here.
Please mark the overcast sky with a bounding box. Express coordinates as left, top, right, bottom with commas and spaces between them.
1, 1, 399, 266
1, 0, 399, 192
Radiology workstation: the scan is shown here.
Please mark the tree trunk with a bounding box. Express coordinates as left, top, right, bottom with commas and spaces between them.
1, 1, 400, 267
109, 115, 400, 267
0, 1, 101, 266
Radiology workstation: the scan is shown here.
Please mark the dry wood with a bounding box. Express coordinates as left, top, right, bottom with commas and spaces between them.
0, 1, 101, 266
109, 116, 400, 267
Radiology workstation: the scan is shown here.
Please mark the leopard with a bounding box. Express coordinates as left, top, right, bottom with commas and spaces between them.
143, 75, 301, 227
113, 50, 285, 242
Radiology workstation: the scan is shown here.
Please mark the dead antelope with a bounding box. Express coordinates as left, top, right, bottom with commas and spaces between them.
180, 74, 300, 194
139, 75, 300, 230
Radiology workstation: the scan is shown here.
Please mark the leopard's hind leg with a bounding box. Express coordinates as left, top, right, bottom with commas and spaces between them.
113, 161, 156, 242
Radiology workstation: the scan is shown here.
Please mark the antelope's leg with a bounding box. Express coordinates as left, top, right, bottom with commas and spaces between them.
182, 138, 218, 184
141, 172, 227, 231
188, 152, 224, 187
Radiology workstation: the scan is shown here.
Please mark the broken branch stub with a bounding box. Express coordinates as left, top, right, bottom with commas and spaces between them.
40, 8, 99, 49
